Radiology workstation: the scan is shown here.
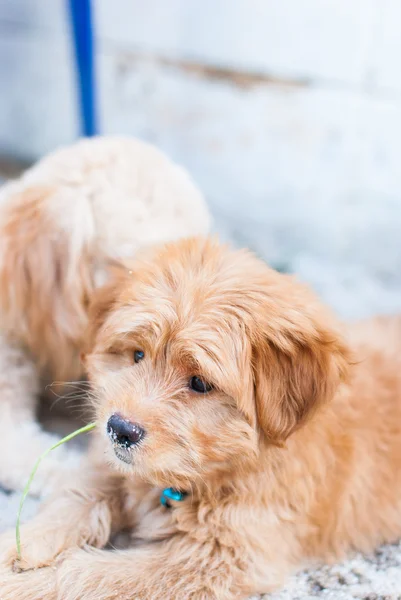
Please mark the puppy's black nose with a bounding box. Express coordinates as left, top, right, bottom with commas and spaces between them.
107, 414, 145, 448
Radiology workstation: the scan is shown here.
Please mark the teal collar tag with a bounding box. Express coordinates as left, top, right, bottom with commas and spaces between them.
160, 487, 187, 507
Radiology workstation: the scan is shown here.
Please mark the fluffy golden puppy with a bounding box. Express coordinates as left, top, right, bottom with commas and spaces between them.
2, 237, 401, 600
0, 138, 210, 494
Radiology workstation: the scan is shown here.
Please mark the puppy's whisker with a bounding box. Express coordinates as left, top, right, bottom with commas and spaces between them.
48, 389, 91, 411
67, 406, 92, 419
46, 380, 92, 390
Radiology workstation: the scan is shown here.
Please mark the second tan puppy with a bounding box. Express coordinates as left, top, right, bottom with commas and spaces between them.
1, 237, 401, 600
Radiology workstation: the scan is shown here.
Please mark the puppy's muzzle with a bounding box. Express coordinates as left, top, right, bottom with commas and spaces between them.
107, 413, 145, 451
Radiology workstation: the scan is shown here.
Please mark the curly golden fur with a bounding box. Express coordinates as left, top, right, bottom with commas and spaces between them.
1, 237, 401, 600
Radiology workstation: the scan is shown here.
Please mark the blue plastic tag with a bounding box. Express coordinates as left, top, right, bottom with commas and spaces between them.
160, 487, 187, 507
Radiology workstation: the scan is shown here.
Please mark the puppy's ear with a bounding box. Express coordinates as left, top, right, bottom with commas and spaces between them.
249, 275, 350, 443
83, 262, 129, 357
0, 184, 94, 380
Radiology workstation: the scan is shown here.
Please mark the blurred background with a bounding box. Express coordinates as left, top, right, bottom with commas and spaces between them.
1, 0, 401, 319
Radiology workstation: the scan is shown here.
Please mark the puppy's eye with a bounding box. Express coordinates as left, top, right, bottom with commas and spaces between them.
189, 376, 212, 394
133, 350, 145, 363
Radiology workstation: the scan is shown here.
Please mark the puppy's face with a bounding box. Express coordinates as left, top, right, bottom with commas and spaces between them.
84, 238, 349, 489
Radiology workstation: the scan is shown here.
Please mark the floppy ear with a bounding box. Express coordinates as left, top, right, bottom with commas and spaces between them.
0, 184, 95, 380
250, 275, 351, 443
82, 262, 130, 358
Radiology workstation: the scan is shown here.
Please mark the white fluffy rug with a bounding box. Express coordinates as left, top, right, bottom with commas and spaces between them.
263, 544, 401, 599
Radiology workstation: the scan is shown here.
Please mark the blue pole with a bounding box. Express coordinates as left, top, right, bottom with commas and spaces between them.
67, 0, 97, 136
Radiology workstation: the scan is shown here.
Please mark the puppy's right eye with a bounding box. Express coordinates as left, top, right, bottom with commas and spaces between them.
134, 350, 145, 363
189, 376, 212, 394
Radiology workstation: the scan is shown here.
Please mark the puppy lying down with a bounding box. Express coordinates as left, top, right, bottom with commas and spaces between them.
1, 237, 401, 600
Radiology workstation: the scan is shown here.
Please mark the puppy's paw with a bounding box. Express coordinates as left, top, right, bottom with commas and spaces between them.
0, 525, 63, 572
0, 530, 19, 570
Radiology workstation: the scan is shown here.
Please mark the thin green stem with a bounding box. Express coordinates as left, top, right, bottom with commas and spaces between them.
16, 422, 97, 560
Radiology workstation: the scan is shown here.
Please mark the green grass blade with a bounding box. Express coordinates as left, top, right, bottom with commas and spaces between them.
16, 422, 96, 560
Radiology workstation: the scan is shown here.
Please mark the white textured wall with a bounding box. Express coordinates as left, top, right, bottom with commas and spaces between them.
1, 0, 401, 317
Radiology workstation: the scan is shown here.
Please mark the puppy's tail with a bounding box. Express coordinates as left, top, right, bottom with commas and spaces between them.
0, 182, 95, 380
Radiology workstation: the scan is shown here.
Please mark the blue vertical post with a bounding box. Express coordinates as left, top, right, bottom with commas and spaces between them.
68, 0, 98, 136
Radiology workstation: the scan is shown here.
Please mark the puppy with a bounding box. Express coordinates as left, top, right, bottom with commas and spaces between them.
0, 138, 210, 494
2, 237, 401, 600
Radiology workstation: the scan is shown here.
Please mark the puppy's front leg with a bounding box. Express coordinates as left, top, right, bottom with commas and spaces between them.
0, 461, 126, 572
57, 535, 271, 600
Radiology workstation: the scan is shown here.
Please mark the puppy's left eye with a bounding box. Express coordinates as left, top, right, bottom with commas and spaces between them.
134, 350, 145, 363
189, 376, 212, 394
